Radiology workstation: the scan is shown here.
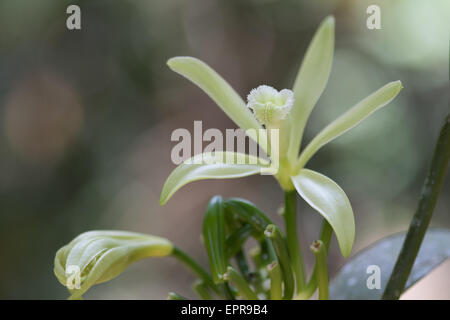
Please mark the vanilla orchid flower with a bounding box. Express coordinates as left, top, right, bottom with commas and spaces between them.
160, 16, 402, 257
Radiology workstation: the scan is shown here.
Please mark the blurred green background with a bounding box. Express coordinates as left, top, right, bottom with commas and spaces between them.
0, 0, 448, 299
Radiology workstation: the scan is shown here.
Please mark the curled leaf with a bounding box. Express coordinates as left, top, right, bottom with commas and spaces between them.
225, 224, 253, 259
203, 196, 228, 284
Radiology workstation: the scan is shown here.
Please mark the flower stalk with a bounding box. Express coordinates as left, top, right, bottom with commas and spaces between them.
264, 224, 294, 300
283, 191, 306, 292
267, 261, 283, 300
193, 280, 213, 300
224, 266, 259, 300
310, 240, 329, 300
296, 220, 332, 299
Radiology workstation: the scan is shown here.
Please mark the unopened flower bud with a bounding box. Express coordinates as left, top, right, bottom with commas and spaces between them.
54, 230, 173, 299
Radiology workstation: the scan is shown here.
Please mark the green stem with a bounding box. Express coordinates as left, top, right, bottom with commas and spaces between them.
382, 114, 450, 300
265, 224, 295, 300
260, 238, 277, 264
267, 261, 283, 300
310, 240, 328, 300
167, 292, 188, 300
219, 283, 236, 300
296, 220, 332, 299
235, 249, 250, 279
226, 224, 252, 259
193, 280, 213, 300
250, 246, 263, 270
283, 191, 306, 292
172, 247, 219, 294
225, 266, 259, 300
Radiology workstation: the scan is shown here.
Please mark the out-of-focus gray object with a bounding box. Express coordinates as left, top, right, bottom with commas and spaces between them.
329, 228, 450, 299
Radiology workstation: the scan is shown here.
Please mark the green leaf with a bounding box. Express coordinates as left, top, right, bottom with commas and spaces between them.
203, 196, 228, 284
287, 16, 335, 163
296, 81, 403, 169
329, 229, 450, 300
54, 231, 173, 299
167, 56, 267, 151
225, 224, 253, 259
291, 169, 354, 257
160, 152, 269, 205
223, 198, 273, 238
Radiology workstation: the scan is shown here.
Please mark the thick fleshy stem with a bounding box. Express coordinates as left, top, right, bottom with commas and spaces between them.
383, 114, 450, 300
265, 224, 295, 300
283, 191, 306, 292
267, 261, 282, 300
193, 280, 213, 300
172, 246, 220, 295
310, 240, 328, 300
296, 220, 332, 299
224, 266, 259, 300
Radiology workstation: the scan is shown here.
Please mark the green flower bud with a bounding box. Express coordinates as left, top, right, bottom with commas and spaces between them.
54, 230, 173, 299
246, 85, 294, 126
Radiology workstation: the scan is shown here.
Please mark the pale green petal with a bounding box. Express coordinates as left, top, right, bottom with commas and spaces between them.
167, 57, 268, 153
160, 152, 270, 205
54, 231, 173, 299
291, 169, 354, 257
287, 16, 335, 163
296, 81, 403, 170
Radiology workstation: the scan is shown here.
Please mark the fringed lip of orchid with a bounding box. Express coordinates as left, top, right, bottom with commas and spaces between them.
246, 85, 294, 126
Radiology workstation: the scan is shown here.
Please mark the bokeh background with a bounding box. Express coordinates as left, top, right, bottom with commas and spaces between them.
0, 0, 448, 299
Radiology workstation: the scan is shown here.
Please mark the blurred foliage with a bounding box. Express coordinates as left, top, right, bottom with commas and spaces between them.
0, 0, 448, 299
